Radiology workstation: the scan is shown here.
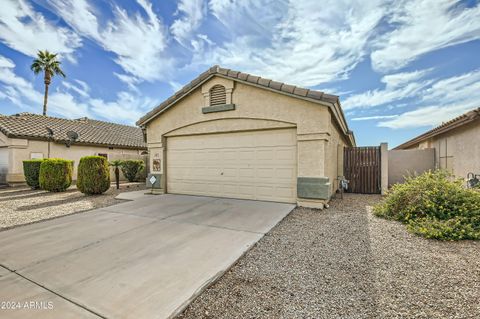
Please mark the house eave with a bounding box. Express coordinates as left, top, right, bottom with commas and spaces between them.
3, 133, 147, 150
394, 108, 480, 150
137, 73, 354, 143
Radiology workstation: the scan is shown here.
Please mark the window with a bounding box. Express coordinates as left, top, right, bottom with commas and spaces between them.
437, 138, 454, 173
209, 85, 226, 106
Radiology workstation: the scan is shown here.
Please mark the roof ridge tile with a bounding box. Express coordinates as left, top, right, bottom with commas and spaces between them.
0, 113, 146, 149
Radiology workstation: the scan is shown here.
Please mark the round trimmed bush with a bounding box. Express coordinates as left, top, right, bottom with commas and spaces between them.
39, 158, 73, 192
120, 160, 145, 182
77, 156, 110, 195
23, 159, 44, 189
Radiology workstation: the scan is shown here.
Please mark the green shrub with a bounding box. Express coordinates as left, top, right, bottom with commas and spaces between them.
39, 158, 73, 192
23, 159, 44, 189
373, 170, 480, 240
136, 164, 147, 181
408, 213, 480, 240
77, 156, 110, 195
120, 160, 145, 182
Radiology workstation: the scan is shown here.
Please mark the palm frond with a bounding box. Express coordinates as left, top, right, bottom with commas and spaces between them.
31, 50, 66, 78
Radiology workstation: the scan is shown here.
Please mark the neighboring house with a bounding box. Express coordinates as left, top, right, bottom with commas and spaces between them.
137, 65, 355, 208
0, 113, 147, 185
394, 107, 480, 179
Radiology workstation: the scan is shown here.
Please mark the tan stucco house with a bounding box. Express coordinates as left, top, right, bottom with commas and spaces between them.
137, 66, 355, 208
0, 113, 147, 185
395, 107, 480, 179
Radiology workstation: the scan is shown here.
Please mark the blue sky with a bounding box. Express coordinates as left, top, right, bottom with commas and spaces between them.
0, 0, 479, 147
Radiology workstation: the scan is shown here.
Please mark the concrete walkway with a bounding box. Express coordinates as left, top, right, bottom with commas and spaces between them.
0, 194, 294, 319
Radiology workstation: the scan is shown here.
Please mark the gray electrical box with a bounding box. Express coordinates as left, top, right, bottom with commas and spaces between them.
146, 173, 162, 189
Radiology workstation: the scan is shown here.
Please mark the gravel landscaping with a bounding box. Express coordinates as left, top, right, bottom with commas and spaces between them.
0, 183, 146, 230
178, 194, 480, 319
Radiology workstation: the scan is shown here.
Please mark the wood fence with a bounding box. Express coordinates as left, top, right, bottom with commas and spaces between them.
344, 146, 381, 194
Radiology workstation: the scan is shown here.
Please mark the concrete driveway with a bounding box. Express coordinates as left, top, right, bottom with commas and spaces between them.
0, 194, 294, 319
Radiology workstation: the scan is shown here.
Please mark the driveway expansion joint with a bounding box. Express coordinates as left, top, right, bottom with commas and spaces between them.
168, 219, 265, 235
0, 264, 106, 319
17, 219, 160, 272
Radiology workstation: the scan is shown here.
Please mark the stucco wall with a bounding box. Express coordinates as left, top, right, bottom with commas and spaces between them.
402, 120, 479, 180
147, 80, 331, 140
388, 149, 435, 186
430, 120, 480, 179
145, 76, 351, 207
324, 118, 349, 194
0, 132, 8, 184
3, 136, 143, 184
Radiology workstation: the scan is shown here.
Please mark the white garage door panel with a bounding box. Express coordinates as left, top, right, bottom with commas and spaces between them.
167, 129, 297, 203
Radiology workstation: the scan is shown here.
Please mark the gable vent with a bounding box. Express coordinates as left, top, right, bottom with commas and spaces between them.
209, 85, 227, 106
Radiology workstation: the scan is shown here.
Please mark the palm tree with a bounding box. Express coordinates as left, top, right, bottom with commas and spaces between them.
109, 160, 124, 189
30, 50, 66, 116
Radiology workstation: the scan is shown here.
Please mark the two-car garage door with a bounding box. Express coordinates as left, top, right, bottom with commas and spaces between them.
166, 129, 297, 203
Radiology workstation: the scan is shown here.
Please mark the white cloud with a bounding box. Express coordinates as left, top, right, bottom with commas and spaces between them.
114, 72, 142, 92
0, 57, 41, 104
351, 115, 399, 121
343, 69, 433, 109
0, 0, 82, 61
62, 80, 90, 98
0, 65, 90, 118
378, 104, 477, 129
188, 33, 215, 56
43, 0, 100, 39
89, 91, 154, 123
46, 0, 172, 82
0, 54, 151, 123
0, 55, 15, 68
421, 69, 480, 105
381, 69, 433, 89
168, 81, 184, 92
171, 0, 207, 47
379, 69, 480, 129
48, 92, 91, 118
190, 0, 386, 86
371, 0, 480, 72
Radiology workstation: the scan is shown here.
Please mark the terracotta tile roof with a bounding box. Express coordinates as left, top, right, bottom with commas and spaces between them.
0, 113, 146, 149
394, 107, 480, 150
137, 66, 351, 141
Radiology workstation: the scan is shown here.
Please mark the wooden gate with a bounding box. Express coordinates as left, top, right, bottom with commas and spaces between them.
344, 146, 381, 194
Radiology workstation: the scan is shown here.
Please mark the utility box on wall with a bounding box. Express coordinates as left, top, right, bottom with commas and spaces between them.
146, 173, 163, 194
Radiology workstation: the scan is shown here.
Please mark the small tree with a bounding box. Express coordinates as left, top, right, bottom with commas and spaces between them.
109, 160, 123, 190
23, 159, 44, 189
39, 159, 73, 192
120, 160, 145, 182
77, 156, 110, 195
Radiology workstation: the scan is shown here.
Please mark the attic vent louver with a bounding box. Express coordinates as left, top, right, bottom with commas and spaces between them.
209, 85, 226, 106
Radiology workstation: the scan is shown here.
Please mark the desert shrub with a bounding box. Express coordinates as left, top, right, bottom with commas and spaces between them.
120, 160, 145, 182
136, 164, 147, 181
407, 213, 480, 240
77, 156, 110, 195
23, 159, 43, 189
373, 170, 480, 240
39, 158, 73, 192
